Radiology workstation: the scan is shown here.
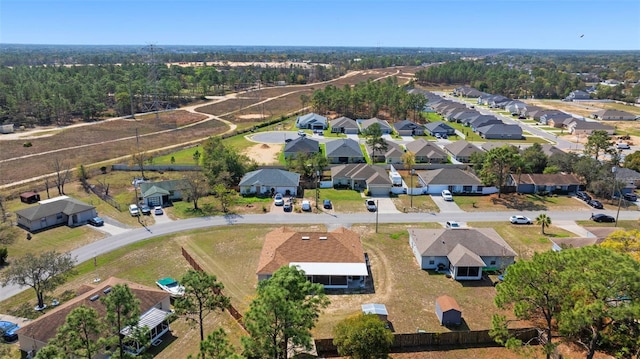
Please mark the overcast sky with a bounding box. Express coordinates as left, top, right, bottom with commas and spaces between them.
1, 0, 639, 50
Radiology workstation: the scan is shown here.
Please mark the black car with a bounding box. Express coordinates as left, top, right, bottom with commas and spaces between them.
588, 200, 604, 209
576, 191, 591, 201
323, 199, 332, 209
140, 204, 152, 215
87, 216, 104, 227
590, 213, 615, 223
623, 193, 637, 202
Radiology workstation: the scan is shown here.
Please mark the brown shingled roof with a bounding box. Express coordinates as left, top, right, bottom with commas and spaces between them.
436, 295, 460, 312
17, 277, 169, 345
256, 227, 365, 276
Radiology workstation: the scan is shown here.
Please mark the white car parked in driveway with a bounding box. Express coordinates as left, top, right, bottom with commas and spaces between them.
441, 190, 453, 201
510, 215, 532, 224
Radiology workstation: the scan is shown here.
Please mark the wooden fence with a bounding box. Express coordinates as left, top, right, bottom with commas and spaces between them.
181, 247, 246, 331
315, 328, 538, 355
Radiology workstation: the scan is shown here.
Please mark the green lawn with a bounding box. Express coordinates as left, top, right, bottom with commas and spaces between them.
316, 188, 366, 213
392, 194, 439, 213
154, 145, 202, 165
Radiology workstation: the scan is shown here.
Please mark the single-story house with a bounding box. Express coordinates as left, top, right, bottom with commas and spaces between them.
435, 295, 462, 326
453, 86, 484, 98
408, 228, 516, 280
615, 167, 640, 189
592, 109, 637, 121
361, 303, 388, 322
405, 139, 448, 164
444, 140, 483, 163
139, 179, 186, 207
469, 117, 502, 132
330, 116, 359, 134
365, 140, 404, 164
539, 144, 565, 157
296, 113, 328, 130
567, 119, 615, 135
447, 110, 479, 123
331, 163, 392, 196
19, 191, 41, 204
543, 113, 574, 127
424, 122, 455, 137
506, 173, 582, 194
358, 117, 393, 134
504, 101, 528, 115
17, 277, 172, 357
283, 136, 320, 159
550, 237, 603, 252
325, 139, 365, 164
238, 168, 300, 196
416, 168, 497, 195
394, 120, 424, 136
256, 227, 368, 289
476, 123, 523, 140
564, 90, 591, 101
15, 196, 97, 232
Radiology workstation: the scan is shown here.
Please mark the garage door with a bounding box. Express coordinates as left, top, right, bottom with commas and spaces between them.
368, 186, 390, 196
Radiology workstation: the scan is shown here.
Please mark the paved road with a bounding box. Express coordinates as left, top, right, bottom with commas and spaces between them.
2, 208, 639, 302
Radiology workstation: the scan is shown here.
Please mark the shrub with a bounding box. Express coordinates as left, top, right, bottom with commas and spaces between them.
0, 247, 7, 265
23, 142, 32, 147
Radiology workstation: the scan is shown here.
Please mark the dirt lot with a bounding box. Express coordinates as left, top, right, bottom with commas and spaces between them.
242, 143, 281, 165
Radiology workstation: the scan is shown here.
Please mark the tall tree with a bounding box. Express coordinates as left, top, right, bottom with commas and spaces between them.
54, 305, 104, 358
362, 123, 387, 163
181, 172, 210, 211
521, 143, 548, 173
242, 266, 329, 359
212, 184, 237, 213
623, 150, 640, 172
130, 147, 150, 180
535, 213, 551, 235
492, 250, 567, 358
188, 328, 239, 359
51, 158, 72, 195
584, 130, 614, 161
101, 284, 141, 359
0, 251, 76, 309
201, 137, 255, 187
333, 314, 394, 359
600, 229, 640, 261
479, 145, 520, 198
174, 270, 230, 342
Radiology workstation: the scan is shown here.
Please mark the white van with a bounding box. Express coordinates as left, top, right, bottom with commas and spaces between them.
128, 204, 140, 216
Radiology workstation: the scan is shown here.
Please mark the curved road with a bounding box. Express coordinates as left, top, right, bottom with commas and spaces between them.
2, 208, 639, 302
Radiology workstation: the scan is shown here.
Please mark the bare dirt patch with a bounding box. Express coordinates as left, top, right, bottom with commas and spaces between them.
237, 114, 265, 120
242, 143, 281, 165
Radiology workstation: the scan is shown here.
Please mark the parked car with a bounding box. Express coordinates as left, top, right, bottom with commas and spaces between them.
616, 142, 630, 150
128, 204, 140, 216
285, 138, 292, 143
445, 221, 460, 228
441, 190, 453, 201
274, 193, 284, 206
510, 215, 532, 224
87, 216, 104, 227
140, 204, 151, 215
297, 130, 306, 137
623, 193, 637, 202
576, 191, 591, 201
365, 199, 377, 212
323, 199, 332, 209
588, 199, 604, 209
0, 321, 19, 342
590, 213, 615, 223
283, 202, 292, 212
435, 133, 442, 139
154, 206, 163, 215
301, 200, 311, 212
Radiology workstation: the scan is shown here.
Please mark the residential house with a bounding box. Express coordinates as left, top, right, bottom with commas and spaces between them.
550, 237, 602, 252
325, 139, 365, 164
564, 90, 590, 101
365, 140, 404, 164
17, 277, 172, 357
358, 117, 393, 134
296, 112, 328, 130
331, 163, 392, 196
330, 116, 359, 134
408, 228, 517, 280
394, 120, 424, 136
283, 136, 320, 159
15, 196, 97, 232
424, 121, 455, 137
539, 144, 565, 157
256, 227, 368, 289
506, 173, 582, 194
444, 140, 483, 163
468, 116, 502, 131
238, 168, 300, 196
405, 139, 448, 164
504, 101, 528, 115
521, 105, 545, 119
592, 109, 637, 121
139, 179, 186, 207
476, 123, 523, 140
614, 167, 640, 190
567, 119, 615, 135
453, 86, 484, 98
447, 110, 479, 123
416, 168, 496, 195
480, 142, 512, 152
542, 112, 574, 127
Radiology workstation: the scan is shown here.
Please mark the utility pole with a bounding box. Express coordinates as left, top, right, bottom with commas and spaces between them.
375, 200, 379, 233
315, 170, 320, 210
410, 168, 415, 209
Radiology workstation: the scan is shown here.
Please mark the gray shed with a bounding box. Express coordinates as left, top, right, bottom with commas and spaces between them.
361, 303, 388, 322
435, 295, 461, 326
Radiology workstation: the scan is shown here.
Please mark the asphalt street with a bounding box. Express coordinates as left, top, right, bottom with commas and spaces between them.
2, 208, 639, 302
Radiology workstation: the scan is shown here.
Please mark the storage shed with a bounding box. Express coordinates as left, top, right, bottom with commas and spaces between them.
20, 191, 41, 204
361, 303, 388, 322
435, 295, 461, 326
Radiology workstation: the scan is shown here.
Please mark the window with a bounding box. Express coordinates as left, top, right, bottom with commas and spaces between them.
490, 260, 496, 265
429, 260, 435, 265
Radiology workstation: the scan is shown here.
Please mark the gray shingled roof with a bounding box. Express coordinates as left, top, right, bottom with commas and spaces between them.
405, 139, 447, 159
409, 228, 517, 258
330, 116, 359, 130
284, 137, 320, 154
15, 196, 95, 221
325, 139, 363, 158
444, 140, 482, 157
417, 168, 482, 186
239, 169, 300, 187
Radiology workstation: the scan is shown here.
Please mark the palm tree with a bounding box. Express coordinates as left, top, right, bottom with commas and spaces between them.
535, 214, 551, 235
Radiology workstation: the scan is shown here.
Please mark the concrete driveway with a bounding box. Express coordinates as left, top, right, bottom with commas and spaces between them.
431, 194, 464, 213
370, 196, 401, 214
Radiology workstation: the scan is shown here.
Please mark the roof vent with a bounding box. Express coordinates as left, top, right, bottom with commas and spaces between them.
103, 287, 112, 294
89, 294, 100, 302
301, 236, 310, 240
319, 236, 328, 240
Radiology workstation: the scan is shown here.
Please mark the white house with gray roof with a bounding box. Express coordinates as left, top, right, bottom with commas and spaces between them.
325, 139, 365, 164
330, 116, 359, 134
358, 117, 393, 134
417, 168, 497, 195
15, 196, 97, 232
296, 113, 328, 130
444, 140, 483, 163
408, 228, 516, 280
477, 123, 523, 140
239, 169, 300, 196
